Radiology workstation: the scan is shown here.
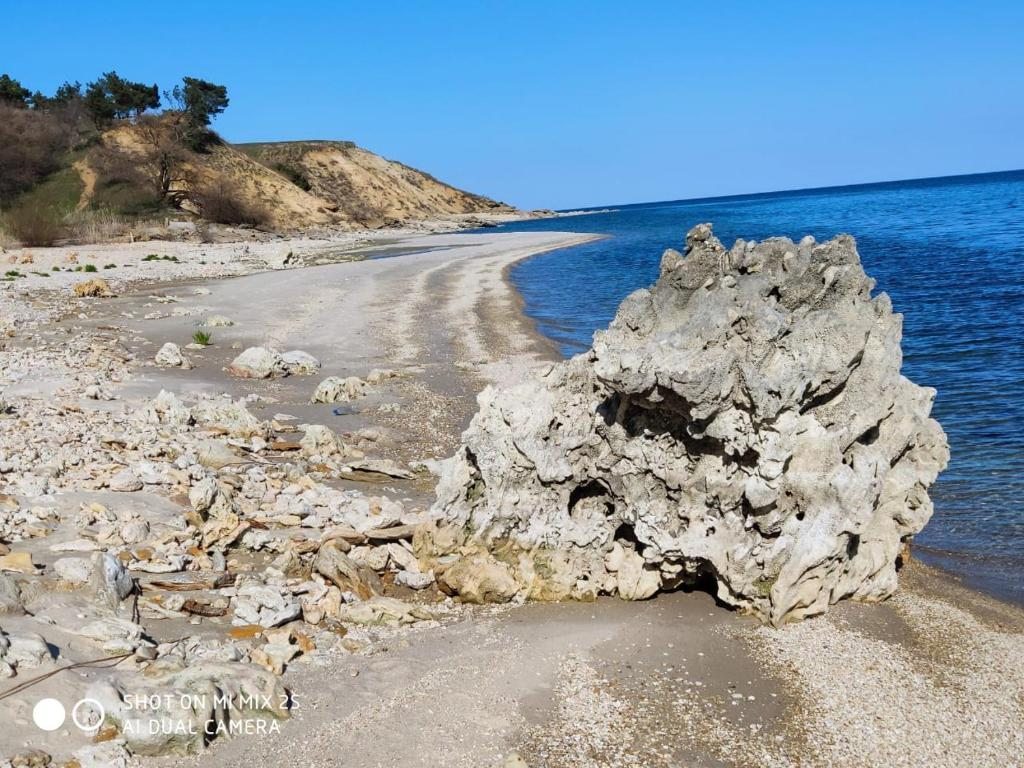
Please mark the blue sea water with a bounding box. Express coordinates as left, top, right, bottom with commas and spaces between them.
492, 170, 1024, 603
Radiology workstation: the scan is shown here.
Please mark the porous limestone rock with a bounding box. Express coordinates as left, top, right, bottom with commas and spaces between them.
227, 346, 286, 379
310, 375, 367, 403
227, 347, 319, 378
280, 350, 321, 376
191, 398, 267, 439
148, 389, 193, 426
422, 225, 949, 625
299, 424, 341, 458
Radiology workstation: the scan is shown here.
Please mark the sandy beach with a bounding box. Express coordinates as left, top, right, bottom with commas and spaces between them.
1, 229, 1022, 768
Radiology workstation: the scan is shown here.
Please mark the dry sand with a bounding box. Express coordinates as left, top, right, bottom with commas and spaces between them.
2, 229, 1023, 768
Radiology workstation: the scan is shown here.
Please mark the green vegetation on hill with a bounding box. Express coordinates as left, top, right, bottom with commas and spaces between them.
0, 71, 510, 246
0, 70, 231, 244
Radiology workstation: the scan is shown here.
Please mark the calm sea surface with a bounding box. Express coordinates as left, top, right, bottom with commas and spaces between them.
489, 170, 1024, 603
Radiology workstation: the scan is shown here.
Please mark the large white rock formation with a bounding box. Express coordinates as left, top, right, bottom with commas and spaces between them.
418, 224, 949, 625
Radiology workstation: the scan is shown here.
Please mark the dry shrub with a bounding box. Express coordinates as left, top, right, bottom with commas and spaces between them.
191, 182, 269, 227
63, 209, 130, 243
2, 205, 65, 246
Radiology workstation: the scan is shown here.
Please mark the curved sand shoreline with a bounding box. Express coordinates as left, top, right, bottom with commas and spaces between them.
2, 230, 1022, 767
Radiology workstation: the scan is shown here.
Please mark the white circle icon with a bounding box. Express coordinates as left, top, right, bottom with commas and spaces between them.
32, 698, 66, 731
71, 698, 105, 732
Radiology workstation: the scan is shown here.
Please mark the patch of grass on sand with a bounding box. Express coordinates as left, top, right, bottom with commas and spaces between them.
192, 329, 212, 346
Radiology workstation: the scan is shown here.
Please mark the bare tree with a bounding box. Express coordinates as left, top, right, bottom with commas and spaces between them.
133, 113, 193, 207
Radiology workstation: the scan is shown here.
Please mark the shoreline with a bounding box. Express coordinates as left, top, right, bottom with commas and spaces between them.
1, 229, 1023, 767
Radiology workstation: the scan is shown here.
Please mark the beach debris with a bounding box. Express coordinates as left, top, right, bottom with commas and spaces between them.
421, 224, 950, 625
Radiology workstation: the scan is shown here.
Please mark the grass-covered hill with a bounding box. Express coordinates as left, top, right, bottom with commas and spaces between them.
0, 71, 512, 246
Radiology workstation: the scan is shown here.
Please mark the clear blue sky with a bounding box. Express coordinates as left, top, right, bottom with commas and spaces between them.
4, 1, 1022, 209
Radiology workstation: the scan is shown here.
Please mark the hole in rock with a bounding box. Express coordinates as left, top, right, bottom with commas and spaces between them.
568, 480, 614, 520
856, 423, 881, 446
845, 533, 861, 559
662, 558, 737, 611
613, 522, 646, 555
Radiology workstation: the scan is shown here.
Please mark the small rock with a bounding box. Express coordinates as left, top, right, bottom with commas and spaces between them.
0, 572, 24, 613
280, 350, 321, 376
0, 551, 35, 574
311, 376, 367, 403
314, 542, 382, 600
396, 570, 434, 590
53, 557, 92, 584
154, 342, 186, 367
227, 346, 285, 379
90, 552, 137, 616
437, 553, 518, 604
336, 596, 434, 626
73, 741, 130, 768
108, 468, 142, 492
